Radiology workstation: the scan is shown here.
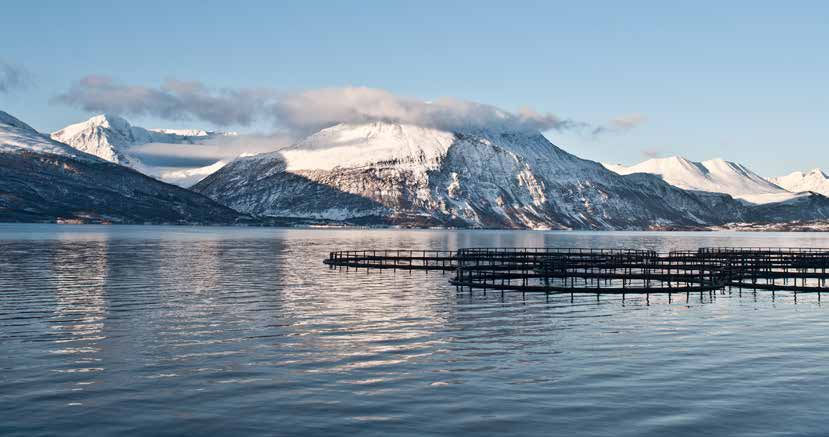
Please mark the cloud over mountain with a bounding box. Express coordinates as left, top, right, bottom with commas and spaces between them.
130, 133, 293, 165
54, 76, 277, 126
55, 77, 643, 136
269, 87, 585, 135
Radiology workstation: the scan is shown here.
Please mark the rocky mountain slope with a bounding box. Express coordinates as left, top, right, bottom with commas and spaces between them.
0, 110, 247, 224
769, 169, 829, 197
193, 122, 753, 229
51, 114, 234, 186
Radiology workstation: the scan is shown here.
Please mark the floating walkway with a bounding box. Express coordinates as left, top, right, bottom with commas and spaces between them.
324, 247, 829, 294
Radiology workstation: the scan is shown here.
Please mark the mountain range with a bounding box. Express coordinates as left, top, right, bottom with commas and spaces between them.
51, 114, 235, 187
0, 111, 246, 224
769, 169, 829, 197
2, 109, 828, 229
191, 122, 829, 229
602, 156, 800, 204
194, 122, 746, 229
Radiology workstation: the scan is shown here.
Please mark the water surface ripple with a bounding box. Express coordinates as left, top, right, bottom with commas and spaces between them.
1, 225, 828, 436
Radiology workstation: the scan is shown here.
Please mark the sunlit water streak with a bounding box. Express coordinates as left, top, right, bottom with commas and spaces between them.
1, 224, 829, 436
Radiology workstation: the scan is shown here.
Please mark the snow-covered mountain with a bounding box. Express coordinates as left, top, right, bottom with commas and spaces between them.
602, 156, 796, 204
51, 114, 235, 186
0, 111, 98, 161
769, 169, 829, 197
193, 122, 749, 229
5, 112, 829, 228
0, 110, 246, 224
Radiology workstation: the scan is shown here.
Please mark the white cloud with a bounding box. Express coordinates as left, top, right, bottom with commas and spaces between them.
54, 76, 277, 126
270, 87, 583, 135
129, 133, 293, 165
55, 78, 643, 136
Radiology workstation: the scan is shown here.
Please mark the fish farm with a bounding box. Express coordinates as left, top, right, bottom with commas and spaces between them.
324, 247, 829, 295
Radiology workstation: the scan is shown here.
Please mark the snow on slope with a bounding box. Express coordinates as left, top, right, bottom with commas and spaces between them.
280, 122, 457, 172
51, 114, 233, 186
0, 111, 100, 161
603, 156, 797, 204
158, 161, 228, 188
194, 122, 743, 229
600, 162, 628, 174
769, 169, 829, 197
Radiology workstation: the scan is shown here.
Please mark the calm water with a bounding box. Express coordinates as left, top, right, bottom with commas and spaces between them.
2, 224, 829, 436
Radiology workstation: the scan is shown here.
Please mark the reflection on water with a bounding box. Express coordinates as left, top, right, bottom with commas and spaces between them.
50, 241, 108, 382
1, 225, 829, 436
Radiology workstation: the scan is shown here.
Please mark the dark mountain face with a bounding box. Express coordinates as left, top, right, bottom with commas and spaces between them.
0, 151, 247, 224
745, 193, 829, 223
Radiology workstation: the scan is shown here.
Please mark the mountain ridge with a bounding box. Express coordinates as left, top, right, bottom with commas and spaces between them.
51, 114, 234, 186
602, 156, 796, 204
0, 110, 247, 224
193, 122, 749, 229
769, 168, 829, 197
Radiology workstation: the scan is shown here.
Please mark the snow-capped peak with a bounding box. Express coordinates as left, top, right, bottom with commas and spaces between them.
50, 114, 237, 185
55, 113, 135, 140
0, 110, 100, 161
88, 113, 130, 129
279, 122, 457, 172
196, 121, 691, 228
277, 121, 575, 173
603, 155, 794, 204
52, 114, 238, 166
769, 168, 829, 197
52, 114, 153, 165
794, 168, 828, 179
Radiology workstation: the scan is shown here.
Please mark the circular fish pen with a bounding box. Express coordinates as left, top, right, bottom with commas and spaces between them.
324, 247, 829, 294
697, 247, 829, 291
451, 248, 727, 294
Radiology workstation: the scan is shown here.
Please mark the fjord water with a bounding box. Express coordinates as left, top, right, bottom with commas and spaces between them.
2, 225, 829, 436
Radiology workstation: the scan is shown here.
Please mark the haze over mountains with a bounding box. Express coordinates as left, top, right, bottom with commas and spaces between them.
2, 109, 829, 229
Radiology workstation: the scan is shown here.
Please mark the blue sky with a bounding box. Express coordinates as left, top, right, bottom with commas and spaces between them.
1, 0, 827, 176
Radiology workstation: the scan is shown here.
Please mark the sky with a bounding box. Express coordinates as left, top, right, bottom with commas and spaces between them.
0, 0, 827, 176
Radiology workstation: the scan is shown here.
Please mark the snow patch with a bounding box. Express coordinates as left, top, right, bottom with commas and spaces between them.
158, 160, 227, 187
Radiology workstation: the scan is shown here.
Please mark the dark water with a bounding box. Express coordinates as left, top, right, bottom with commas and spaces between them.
2, 224, 829, 436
